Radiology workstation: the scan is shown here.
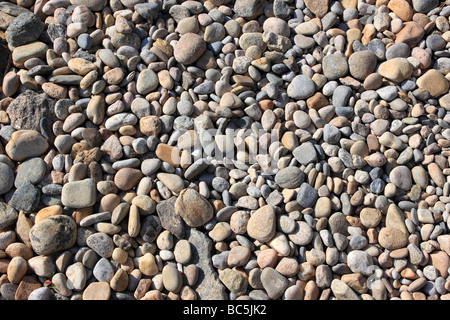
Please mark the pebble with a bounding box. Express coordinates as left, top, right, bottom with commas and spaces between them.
61, 179, 96, 208
175, 188, 213, 227
0, 0, 448, 303
29, 215, 77, 256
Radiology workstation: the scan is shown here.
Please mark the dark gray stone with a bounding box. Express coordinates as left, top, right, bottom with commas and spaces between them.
275, 166, 305, 189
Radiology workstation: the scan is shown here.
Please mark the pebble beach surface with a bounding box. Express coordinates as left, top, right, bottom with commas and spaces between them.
0, 0, 450, 301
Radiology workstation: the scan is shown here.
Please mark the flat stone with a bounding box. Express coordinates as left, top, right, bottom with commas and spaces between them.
82, 282, 111, 300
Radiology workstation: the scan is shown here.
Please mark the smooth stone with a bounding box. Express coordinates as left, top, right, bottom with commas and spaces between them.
86, 233, 114, 258
288, 221, 313, 246
378, 58, 413, 83
136, 69, 158, 95
322, 54, 349, 80
293, 142, 317, 165
162, 264, 182, 293
348, 50, 377, 80
61, 179, 96, 208
416, 69, 450, 98
174, 33, 206, 65
82, 282, 111, 300
378, 227, 408, 250
296, 183, 319, 208
389, 166, 412, 191
260, 267, 288, 299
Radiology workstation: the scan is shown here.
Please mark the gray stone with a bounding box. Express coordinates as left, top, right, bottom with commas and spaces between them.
260, 267, 288, 299
14, 157, 46, 188
234, 0, 265, 19
274, 166, 305, 189
296, 182, 319, 208
322, 54, 349, 80
385, 43, 410, 60
139, 215, 162, 242
346, 250, 373, 276
6, 90, 57, 134
93, 257, 114, 282
86, 232, 114, 258
61, 179, 96, 208
293, 142, 317, 165
332, 85, 352, 107
0, 162, 14, 194
412, 0, 439, 13
28, 287, 53, 300
156, 197, 186, 239
287, 75, 316, 100
30, 215, 77, 256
